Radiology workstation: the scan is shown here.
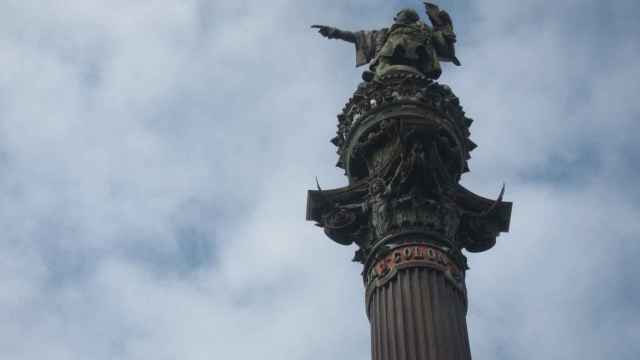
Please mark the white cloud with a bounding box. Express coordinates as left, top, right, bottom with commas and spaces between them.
0, 0, 638, 359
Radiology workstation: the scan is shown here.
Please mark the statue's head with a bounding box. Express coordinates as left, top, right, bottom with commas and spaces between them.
394, 8, 420, 25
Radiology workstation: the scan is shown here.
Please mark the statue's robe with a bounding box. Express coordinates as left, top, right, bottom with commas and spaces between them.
352, 22, 458, 79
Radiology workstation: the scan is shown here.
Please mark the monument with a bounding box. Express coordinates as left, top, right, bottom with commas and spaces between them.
307, 3, 512, 360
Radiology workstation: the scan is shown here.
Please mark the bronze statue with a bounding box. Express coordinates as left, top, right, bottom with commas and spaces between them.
312, 2, 460, 80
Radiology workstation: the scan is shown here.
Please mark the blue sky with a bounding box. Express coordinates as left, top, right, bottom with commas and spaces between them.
0, 0, 639, 359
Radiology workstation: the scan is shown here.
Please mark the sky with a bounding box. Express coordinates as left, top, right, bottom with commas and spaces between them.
0, 0, 639, 359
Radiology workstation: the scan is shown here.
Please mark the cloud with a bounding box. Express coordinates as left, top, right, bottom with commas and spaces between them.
0, 0, 638, 359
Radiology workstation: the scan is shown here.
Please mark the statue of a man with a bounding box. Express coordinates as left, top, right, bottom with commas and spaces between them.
312, 3, 460, 80
363, 178, 393, 239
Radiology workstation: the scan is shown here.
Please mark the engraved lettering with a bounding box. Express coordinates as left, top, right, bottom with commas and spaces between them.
437, 252, 448, 265
393, 251, 402, 264
414, 246, 424, 259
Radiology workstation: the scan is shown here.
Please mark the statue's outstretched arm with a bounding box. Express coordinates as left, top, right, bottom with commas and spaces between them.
311, 25, 357, 43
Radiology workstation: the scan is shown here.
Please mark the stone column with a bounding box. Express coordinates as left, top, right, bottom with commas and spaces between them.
366, 242, 470, 360
306, 70, 511, 360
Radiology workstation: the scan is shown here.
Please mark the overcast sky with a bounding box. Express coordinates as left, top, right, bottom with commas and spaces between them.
1, 0, 639, 359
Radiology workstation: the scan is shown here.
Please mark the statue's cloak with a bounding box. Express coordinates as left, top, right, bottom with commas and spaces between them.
353, 29, 389, 67
352, 22, 458, 78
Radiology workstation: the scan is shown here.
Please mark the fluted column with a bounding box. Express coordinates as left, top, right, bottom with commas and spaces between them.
365, 243, 470, 360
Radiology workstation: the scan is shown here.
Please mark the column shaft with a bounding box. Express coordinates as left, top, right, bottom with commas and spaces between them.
369, 267, 471, 360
